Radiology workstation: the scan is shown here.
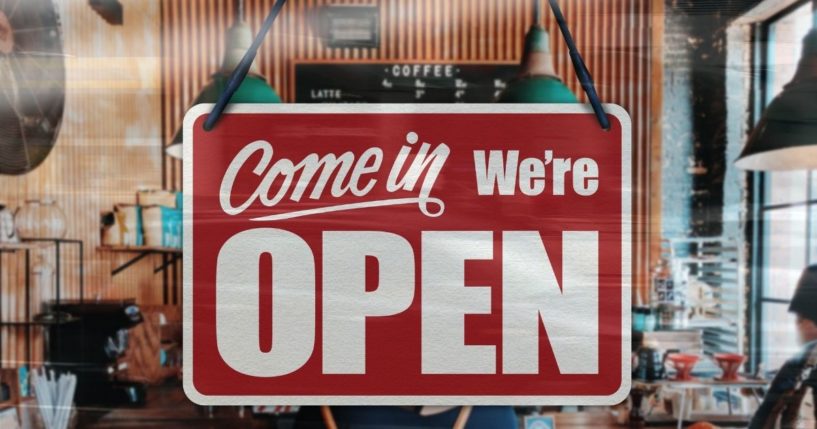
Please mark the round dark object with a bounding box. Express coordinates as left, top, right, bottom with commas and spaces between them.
0, 0, 65, 175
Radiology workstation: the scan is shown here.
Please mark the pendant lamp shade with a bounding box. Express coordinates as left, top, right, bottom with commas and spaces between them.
164, 74, 280, 159
498, 23, 578, 103
735, 28, 817, 171
165, 4, 280, 160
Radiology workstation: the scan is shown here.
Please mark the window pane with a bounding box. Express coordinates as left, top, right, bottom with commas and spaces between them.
812, 172, 817, 200
764, 206, 809, 300
767, 3, 814, 100
811, 204, 817, 265
757, 3, 815, 375
761, 302, 800, 371
766, 170, 809, 206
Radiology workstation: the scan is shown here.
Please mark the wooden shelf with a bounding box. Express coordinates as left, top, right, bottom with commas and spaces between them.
97, 245, 181, 254
1, 239, 84, 253
97, 245, 182, 278
0, 241, 52, 252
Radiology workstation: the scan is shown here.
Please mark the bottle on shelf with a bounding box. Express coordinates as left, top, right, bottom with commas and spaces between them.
652, 256, 674, 306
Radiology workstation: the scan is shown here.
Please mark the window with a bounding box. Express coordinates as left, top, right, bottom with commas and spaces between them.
753, 2, 817, 371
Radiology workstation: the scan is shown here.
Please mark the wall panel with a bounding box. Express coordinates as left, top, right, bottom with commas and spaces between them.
161, 0, 660, 303
0, 0, 164, 367
0, 0, 661, 367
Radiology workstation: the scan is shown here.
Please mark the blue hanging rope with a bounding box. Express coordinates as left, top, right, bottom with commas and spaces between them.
547, 0, 610, 130
205, 0, 610, 132
204, 0, 288, 131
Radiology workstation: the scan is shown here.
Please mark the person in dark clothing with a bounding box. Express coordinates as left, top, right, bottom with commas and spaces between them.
749, 265, 817, 429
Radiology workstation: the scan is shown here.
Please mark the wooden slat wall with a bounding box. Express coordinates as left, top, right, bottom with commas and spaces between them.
0, 0, 661, 368
161, 0, 659, 302
0, 0, 165, 367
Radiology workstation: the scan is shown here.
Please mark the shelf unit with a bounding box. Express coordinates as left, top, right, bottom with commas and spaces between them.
0, 239, 85, 366
666, 237, 744, 356
97, 245, 181, 305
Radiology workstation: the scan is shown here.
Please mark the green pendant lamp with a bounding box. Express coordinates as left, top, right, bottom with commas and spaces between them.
165, 0, 281, 159
497, 0, 577, 103
735, 1, 817, 171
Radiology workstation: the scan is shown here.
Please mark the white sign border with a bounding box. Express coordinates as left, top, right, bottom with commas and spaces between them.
183, 104, 632, 406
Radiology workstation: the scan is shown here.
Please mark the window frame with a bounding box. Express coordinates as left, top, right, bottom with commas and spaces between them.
748, 0, 817, 372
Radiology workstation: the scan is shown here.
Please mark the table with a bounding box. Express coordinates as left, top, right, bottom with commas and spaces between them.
633, 378, 769, 429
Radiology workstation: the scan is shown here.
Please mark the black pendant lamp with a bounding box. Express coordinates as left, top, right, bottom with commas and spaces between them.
735, 1, 817, 171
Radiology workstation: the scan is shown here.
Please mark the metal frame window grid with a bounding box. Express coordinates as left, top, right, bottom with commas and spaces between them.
748, 0, 817, 372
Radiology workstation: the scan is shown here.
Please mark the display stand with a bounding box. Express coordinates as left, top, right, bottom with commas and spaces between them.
97, 246, 182, 305
0, 239, 84, 366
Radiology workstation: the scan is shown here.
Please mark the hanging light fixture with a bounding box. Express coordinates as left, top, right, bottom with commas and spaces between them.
735, 1, 817, 171
165, 0, 281, 160
497, 0, 577, 103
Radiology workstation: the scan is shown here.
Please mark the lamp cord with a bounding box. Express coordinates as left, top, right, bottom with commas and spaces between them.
533, 0, 541, 25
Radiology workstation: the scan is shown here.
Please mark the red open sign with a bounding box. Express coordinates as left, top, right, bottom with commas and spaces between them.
183, 105, 632, 405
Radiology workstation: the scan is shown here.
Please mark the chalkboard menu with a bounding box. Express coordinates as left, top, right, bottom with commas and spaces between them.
295, 62, 519, 103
